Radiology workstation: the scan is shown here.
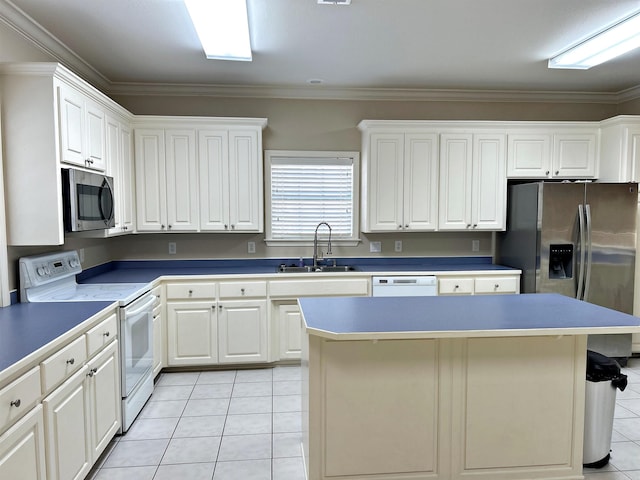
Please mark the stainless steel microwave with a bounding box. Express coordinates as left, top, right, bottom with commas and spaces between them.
62, 168, 115, 232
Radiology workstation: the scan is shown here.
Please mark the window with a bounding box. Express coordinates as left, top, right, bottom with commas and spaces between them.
265, 150, 360, 245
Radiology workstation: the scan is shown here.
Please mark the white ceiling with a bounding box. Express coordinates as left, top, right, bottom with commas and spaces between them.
2, 0, 640, 101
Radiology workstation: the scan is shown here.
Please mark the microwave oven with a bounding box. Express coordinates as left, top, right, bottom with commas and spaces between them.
62, 168, 115, 232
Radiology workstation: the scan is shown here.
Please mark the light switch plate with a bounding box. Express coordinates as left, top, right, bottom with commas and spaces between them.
168, 242, 177, 255
370, 241, 381, 253
248, 241, 256, 254
472, 239, 480, 252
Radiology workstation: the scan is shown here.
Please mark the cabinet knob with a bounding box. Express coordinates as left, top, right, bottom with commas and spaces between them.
473, 224, 477, 228
103, 331, 110, 337
405, 224, 409, 229
545, 170, 550, 175
168, 225, 172, 229
188, 289, 193, 296
224, 224, 228, 230
454, 285, 459, 289
66, 358, 75, 365
231, 224, 235, 230
87, 368, 98, 377
161, 224, 165, 229
466, 224, 471, 229
10, 399, 21, 408
555, 171, 559, 175
241, 288, 245, 295
398, 225, 403, 229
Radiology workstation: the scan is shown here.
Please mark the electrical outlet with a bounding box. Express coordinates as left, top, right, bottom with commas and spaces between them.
394, 240, 402, 252
168, 242, 177, 255
370, 241, 382, 253
248, 241, 256, 254
472, 239, 480, 252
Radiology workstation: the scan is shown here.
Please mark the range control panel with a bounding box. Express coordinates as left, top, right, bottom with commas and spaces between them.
19, 251, 82, 288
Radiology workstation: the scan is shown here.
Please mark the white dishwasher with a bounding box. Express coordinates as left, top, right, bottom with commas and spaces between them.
371, 276, 438, 297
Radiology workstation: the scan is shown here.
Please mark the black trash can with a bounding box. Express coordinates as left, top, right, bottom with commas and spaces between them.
583, 350, 628, 468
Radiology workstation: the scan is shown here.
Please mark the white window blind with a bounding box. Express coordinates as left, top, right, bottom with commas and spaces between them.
267, 153, 358, 241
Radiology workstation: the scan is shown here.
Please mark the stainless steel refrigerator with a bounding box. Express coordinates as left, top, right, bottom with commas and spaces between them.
497, 182, 638, 358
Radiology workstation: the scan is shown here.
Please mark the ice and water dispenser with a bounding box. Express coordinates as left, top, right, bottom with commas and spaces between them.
549, 244, 573, 279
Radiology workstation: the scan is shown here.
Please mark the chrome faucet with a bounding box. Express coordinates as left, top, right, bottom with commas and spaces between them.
313, 222, 332, 268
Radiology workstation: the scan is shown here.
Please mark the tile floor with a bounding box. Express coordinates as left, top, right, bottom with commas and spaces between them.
86, 365, 305, 480
86, 359, 640, 480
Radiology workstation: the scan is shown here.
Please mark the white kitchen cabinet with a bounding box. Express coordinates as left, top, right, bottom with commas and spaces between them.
86, 341, 120, 463
0, 63, 133, 245
0, 405, 46, 480
166, 301, 218, 366
361, 131, 438, 232
135, 129, 199, 232
278, 303, 303, 360
438, 274, 520, 295
152, 303, 164, 378
599, 116, 640, 182
58, 83, 106, 172
507, 131, 597, 179
43, 366, 92, 480
218, 300, 268, 363
439, 133, 506, 231
199, 128, 264, 232
105, 116, 135, 235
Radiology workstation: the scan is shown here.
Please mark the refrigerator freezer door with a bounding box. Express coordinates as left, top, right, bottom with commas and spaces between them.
537, 182, 585, 298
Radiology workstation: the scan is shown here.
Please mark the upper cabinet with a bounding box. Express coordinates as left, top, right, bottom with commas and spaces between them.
439, 133, 506, 231
0, 63, 134, 246
134, 117, 267, 233
105, 116, 135, 236
598, 116, 640, 183
359, 125, 438, 232
506, 127, 598, 179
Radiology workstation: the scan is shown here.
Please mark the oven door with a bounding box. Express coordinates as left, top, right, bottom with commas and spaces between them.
121, 293, 155, 397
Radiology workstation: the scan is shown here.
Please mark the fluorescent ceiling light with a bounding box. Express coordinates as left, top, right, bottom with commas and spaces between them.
184, 0, 252, 61
549, 11, 640, 69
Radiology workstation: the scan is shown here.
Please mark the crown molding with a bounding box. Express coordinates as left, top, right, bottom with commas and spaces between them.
2, 0, 640, 105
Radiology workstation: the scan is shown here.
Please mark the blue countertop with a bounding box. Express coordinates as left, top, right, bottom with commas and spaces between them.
78, 256, 514, 283
0, 302, 113, 374
299, 293, 640, 340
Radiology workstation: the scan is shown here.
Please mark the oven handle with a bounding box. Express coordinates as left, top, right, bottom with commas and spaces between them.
125, 295, 156, 319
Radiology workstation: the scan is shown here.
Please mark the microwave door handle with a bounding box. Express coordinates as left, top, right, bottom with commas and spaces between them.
125, 296, 156, 319
99, 179, 115, 222
576, 204, 586, 300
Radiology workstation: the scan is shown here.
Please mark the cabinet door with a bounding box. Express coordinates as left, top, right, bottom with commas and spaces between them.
439, 134, 473, 230
86, 341, 120, 462
135, 129, 167, 231
366, 133, 404, 231
229, 129, 263, 232
278, 303, 302, 360
84, 101, 106, 171
43, 367, 92, 480
166, 302, 217, 366
218, 300, 268, 363
404, 133, 438, 231
472, 134, 506, 230
165, 129, 198, 231
0, 405, 46, 480
553, 134, 597, 178
199, 130, 230, 231
58, 85, 86, 167
120, 125, 136, 232
507, 134, 552, 178
105, 117, 123, 235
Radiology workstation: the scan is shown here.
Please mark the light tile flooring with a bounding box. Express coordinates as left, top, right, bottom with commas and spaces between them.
87, 359, 640, 480
86, 365, 305, 480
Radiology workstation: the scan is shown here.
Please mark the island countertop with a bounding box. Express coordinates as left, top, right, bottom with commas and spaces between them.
299, 293, 640, 340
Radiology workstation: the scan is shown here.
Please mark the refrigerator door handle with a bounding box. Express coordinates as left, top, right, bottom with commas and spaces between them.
584, 204, 593, 301
576, 204, 586, 300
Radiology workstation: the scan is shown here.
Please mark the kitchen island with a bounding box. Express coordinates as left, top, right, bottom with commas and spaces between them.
299, 294, 640, 480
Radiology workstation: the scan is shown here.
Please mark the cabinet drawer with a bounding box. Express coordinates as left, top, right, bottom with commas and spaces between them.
166, 282, 216, 300
86, 312, 118, 357
219, 281, 267, 298
438, 278, 474, 295
40, 335, 87, 394
0, 367, 41, 433
475, 276, 519, 294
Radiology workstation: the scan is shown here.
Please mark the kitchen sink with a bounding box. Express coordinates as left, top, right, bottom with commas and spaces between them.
277, 264, 358, 273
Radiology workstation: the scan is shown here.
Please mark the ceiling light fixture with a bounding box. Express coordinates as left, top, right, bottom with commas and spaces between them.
317, 0, 352, 5
548, 11, 640, 69
184, 0, 252, 61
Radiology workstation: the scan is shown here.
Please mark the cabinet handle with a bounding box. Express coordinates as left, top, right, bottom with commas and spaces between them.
188, 289, 193, 296
495, 284, 499, 289
66, 358, 75, 365
87, 368, 98, 378
10, 399, 21, 408
241, 288, 245, 295
161, 224, 165, 229
103, 331, 110, 337
454, 285, 459, 289
466, 224, 471, 229
218, 305, 223, 310
473, 224, 477, 228
545, 170, 550, 175
231, 224, 235, 230
405, 224, 409, 229
224, 224, 228, 230
555, 170, 559, 175
398, 225, 403, 229
168, 225, 172, 229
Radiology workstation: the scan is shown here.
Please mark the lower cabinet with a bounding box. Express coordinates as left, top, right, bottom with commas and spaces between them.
0, 405, 46, 480
43, 340, 120, 480
43, 366, 92, 480
438, 274, 520, 295
278, 303, 303, 360
218, 300, 268, 363
166, 301, 218, 366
